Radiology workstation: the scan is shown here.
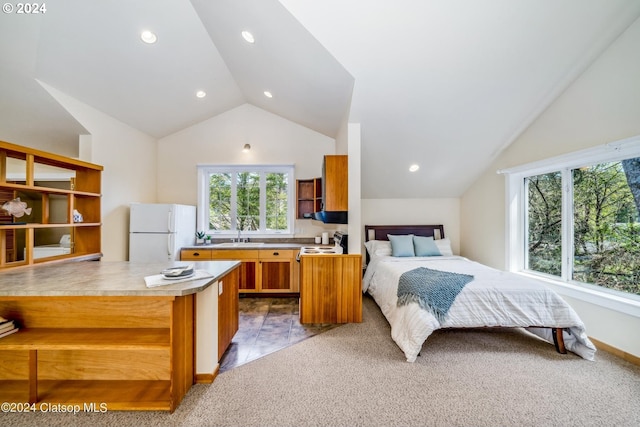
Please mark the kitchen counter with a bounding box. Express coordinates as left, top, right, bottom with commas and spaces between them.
0, 259, 241, 411
181, 244, 336, 294
183, 242, 307, 250
0, 260, 240, 297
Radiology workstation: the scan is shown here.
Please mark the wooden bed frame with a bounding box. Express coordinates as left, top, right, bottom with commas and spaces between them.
363, 224, 567, 355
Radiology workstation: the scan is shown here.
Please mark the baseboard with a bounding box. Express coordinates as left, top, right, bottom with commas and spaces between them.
590, 337, 640, 366
195, 365, 220, 384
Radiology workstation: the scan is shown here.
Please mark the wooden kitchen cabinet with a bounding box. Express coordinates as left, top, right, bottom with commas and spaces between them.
296, 177, 321, 219
182, 248, 256, 291
180, 249, 212, 260
208, 249, 259, 292
257, 249, 296, 292
299, 254, 362, 324
0, 141, 103, 270
182, 248, 299, 294
218, 267, 238, 360
321, 155, 348, 211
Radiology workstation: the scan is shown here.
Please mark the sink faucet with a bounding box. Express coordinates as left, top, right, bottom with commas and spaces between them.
232, 229, 251, 243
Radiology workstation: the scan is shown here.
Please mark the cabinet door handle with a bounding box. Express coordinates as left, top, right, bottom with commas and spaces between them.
273, 252, 279, 256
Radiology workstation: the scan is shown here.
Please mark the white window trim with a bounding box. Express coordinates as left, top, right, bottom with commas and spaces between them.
499, 135, 640, 318
197, 164, 295, 237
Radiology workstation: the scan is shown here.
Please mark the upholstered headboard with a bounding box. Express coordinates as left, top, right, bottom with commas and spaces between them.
364, 224, 445, 242
363, 224, 445, 265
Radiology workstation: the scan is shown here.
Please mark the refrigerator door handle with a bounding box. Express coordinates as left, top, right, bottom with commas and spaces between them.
168, 234, 174, 258
167, 210, 173, 233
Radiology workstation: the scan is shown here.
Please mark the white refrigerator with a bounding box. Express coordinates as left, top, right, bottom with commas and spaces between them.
129, 203, 196, 262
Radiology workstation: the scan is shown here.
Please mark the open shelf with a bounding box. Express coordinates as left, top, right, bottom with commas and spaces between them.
0, 380, 174, 411
0, 223, 101, 229
0, 182, 100, 197
296, 177, 321, 219
0, 328, 170, 350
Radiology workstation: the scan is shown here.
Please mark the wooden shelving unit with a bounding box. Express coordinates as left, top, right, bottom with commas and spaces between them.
0, 294, 194, 412
0, 141, 103, 269
295, 177, 321, 219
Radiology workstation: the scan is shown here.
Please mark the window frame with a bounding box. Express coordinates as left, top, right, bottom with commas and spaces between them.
500, 135, 640, 317
197, 164, 295, 237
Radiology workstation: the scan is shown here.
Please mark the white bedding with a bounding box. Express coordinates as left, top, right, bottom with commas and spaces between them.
363, 255, 596, 362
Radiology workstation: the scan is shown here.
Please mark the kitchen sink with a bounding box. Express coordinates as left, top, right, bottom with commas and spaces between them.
214, 242, 265, 247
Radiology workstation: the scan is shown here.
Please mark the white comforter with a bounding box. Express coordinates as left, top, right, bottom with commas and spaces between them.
363, 256, 596, 362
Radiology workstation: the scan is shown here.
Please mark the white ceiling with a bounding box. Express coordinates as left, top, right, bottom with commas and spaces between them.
1, 0, 639, 199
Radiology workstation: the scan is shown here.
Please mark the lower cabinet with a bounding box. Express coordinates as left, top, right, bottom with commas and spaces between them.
257, 250, 298, 292
299, 254, 362, 324
218, 267, 238, 361
182, 249, 299, 294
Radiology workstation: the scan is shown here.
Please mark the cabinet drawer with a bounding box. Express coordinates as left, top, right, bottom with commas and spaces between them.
180, 249, 212, 260
258, 249, 295, 260
211, 250, 258, 260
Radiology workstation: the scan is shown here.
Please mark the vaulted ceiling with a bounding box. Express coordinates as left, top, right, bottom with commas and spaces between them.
1, 0, 639, 198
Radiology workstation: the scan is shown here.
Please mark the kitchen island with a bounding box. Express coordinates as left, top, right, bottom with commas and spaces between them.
0, 260, 240, 412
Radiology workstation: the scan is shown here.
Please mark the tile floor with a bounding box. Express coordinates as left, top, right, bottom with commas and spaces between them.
219, 297, 340, 373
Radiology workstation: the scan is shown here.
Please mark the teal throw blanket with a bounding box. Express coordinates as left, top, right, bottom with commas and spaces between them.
397, 267, 474, 323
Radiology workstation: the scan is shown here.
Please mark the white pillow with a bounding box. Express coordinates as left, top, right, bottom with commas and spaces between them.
364, 240, 392, 258
434, 238, 453, 256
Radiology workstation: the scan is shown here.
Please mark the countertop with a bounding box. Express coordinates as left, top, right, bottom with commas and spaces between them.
182, 243, 331, 250
0, 260, 240, 297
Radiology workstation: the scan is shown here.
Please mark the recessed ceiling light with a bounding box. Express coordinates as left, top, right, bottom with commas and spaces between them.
263, 91, 273, 98
140, 30, 157, 44
196, 90, 206, 98
409, 164, 420, 172
241, 31, 255, 43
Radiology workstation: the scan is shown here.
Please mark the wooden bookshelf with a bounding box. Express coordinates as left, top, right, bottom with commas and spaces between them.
0, 141, 103, 270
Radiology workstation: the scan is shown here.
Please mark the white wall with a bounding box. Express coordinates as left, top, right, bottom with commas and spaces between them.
347, 123, 361, 255
361, 198, 460, 256
157, 103, 338, 237
40, 83, 158, 261
461, 18, 640, 357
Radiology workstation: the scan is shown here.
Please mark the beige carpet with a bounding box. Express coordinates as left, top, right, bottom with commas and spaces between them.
5, 295, 640, 427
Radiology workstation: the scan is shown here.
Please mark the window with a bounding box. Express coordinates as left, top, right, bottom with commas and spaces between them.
502, 136, 640, 302
525, 171, 562, 276
197, 165, 294, 236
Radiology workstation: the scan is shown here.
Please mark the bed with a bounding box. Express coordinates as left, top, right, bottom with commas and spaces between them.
363, 224, 596, 362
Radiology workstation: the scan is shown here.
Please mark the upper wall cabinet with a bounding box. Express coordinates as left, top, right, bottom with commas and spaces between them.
322, 155, 348, 211
296, 177, 322, 219
0, 141, 103, 270
311, 155, 348, 224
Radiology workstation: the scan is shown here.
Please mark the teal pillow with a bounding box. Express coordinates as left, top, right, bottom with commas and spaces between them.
387, 234, 415, 257
413, 235, 442, 257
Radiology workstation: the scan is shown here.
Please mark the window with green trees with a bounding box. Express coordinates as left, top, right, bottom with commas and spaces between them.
525, 157, 640, 297
198, 165, 293, 235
